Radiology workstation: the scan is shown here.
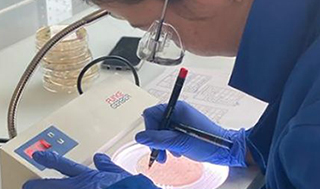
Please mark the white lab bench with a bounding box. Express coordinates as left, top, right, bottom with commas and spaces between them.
0, 8, 261, 189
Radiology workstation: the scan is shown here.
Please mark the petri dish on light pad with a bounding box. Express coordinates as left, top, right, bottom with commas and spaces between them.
112, 142, 229, 189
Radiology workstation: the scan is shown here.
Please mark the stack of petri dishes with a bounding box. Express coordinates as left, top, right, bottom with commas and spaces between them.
36, 25, 99, 93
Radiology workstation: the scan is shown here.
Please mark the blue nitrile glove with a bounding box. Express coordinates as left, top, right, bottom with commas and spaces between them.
23, 151, 159, 189
136, 101, 247, 167
107, 175, 161, 189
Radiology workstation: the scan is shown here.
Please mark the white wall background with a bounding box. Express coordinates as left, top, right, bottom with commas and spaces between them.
0, 0, 90, 51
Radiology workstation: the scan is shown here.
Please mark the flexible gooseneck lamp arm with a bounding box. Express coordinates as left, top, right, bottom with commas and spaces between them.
7, 9, 109, 139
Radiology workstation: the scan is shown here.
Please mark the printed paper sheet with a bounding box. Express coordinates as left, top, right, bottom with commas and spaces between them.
144, 68, 268, 129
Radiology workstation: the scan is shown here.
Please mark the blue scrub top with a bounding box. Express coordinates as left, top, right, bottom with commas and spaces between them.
107, 0, 320, 188
229, 0, 320, 188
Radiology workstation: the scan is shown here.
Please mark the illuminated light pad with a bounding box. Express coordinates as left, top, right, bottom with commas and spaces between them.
112, 142, 229, 189
15, 126, 78, 171
137, 153, 204, 187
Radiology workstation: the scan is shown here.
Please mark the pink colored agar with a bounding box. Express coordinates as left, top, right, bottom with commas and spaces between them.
136, 153, 203, 187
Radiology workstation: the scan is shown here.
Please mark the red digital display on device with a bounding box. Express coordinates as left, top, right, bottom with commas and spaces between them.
24, 139, 52, 158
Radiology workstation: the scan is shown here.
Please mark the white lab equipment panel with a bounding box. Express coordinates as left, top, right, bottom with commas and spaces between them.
0, 74, 159, 189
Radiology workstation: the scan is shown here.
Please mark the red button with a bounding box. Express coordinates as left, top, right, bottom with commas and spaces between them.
24, 148, 34, 158
39, 139, 51, 149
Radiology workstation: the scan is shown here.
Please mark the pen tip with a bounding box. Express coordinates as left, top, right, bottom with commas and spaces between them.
148, 159, 155, 169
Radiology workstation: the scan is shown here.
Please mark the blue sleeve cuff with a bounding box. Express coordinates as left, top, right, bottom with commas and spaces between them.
107, 174, 161, 189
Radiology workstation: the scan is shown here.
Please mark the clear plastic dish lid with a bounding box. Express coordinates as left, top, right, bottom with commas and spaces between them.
137, 21, 185, 66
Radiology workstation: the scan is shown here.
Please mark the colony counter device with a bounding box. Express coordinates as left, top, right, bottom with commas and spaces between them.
0, 75, 159, 189
1, 74, 262, 189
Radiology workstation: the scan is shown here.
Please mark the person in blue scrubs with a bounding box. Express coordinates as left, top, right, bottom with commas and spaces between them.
23, 0, 320, 189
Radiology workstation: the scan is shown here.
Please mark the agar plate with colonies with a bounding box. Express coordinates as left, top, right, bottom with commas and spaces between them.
112, 142, 229, 189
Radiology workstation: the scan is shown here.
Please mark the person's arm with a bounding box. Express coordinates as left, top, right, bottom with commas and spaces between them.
279, 125, 320, 189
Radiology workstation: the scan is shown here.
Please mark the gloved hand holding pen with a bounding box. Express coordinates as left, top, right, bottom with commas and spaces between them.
136, 101, 248, 167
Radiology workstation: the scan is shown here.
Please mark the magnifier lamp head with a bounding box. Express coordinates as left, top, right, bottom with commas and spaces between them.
137, 21, 185, 66
136, 0, 185, 65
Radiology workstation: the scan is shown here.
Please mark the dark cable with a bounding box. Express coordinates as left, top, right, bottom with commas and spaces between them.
0, 138, 9, 143
77, 55, 140, 95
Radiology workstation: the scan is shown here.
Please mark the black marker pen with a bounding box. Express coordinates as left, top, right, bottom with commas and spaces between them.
148, 67, 188, 168
171, 122, 233, 150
